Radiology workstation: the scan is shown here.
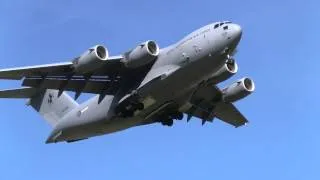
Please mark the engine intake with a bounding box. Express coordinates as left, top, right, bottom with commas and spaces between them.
122, 40, 160, 68
207, 59, 238, 84
73, 45, 109, 73
222, 77, 255, 103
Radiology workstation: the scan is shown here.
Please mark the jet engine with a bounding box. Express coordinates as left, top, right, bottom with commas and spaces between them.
122, 40, 160, 68
207, 59, 238, 84
222, 77, 255, 103
72, 45, 109, 73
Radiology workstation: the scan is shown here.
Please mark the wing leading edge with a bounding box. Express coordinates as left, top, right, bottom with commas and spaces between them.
0, 62, 73, 80
0, 56, 124, 80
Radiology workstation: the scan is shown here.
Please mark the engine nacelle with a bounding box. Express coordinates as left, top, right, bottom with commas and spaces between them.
207, 59, 238, 84
72, 45, 109, 73
222, 77, 255, 103
122, 40, 160, 68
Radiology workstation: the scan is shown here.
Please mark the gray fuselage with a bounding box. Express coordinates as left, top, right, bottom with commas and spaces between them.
48, 22, 242, 142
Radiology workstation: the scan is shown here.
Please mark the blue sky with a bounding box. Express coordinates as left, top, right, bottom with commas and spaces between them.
0, 0, 319, 179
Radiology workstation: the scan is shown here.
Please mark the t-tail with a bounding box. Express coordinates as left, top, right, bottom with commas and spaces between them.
0, 87, 78, 127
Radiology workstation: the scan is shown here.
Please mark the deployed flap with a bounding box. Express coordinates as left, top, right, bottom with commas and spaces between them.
22, 76, 121, 95
185, 85, 221, 122
213, 102, 248, 127
185, 85, 248, 127
0, 56, 156, 95
0, 87, 38, 98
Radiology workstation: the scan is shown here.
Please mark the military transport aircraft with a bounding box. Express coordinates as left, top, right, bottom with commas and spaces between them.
0, 21, 254, 143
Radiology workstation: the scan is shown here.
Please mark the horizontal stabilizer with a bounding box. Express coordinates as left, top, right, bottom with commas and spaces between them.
0, 87, 38, 98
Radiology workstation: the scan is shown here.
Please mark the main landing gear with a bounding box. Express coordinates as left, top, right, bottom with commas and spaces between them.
160, 112, 184, 127
161, 119, 174, 126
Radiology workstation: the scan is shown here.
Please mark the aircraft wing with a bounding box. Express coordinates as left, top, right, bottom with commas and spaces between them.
0, 62, 74, 80
0, 56, 149, 95
211, 102, 248, 127
185, 85, 248, 127
0, 56, 123, 80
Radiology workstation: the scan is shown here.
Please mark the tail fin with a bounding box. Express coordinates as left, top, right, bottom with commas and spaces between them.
29, 89, 78, 127
0, 87, 78, 127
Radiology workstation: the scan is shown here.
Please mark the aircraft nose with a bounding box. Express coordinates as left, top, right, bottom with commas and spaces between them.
231, 24, 242, 39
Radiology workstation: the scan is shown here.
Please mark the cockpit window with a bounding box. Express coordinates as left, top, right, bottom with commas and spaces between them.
214, 22, 231, 29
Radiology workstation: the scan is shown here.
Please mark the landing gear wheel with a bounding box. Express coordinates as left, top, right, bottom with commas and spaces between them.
226, 57, 235, 64
161, 119, 173, 127
176, 112, 184, 120
171, 112, 184, 120
167, 119, 173, 126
